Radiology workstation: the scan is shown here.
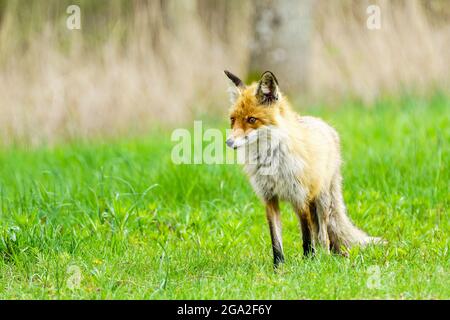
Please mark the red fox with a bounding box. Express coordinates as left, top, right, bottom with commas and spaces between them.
224, 70, 384, 267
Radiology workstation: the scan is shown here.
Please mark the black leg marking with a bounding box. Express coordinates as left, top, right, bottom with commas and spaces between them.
300, 217, 314, 257
266, 197, 284, 269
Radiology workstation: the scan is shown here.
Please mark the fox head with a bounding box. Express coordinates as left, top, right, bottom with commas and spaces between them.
224, 70, 284, 149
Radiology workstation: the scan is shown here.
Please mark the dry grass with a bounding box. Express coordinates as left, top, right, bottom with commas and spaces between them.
0, 0, 252, 144
310, 0, 450, 102
0, 0, 448, 143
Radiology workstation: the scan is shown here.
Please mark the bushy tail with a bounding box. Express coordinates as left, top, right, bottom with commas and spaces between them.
328, 208, 385, 250
328, 177, 386, 251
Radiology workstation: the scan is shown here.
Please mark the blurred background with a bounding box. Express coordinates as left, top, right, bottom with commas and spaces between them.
0, 0, 448, 144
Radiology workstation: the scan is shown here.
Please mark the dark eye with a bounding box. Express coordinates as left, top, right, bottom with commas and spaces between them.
247, 117, 257, 124
230, 117, 235, 126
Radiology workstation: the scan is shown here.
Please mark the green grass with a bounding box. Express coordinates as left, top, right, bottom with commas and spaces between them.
0, 94, 449, 299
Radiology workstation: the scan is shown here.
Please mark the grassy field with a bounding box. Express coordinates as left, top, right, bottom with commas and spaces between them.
0, 94, 448, 299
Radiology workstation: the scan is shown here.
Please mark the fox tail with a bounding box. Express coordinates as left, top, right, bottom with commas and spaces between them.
327, 177, 386, 252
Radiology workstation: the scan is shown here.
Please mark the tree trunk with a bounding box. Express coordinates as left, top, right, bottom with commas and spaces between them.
249, 0, 314, 94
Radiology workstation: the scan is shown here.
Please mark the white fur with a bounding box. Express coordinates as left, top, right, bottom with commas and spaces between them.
227, 84, 241, 104
243, 126, 308, 207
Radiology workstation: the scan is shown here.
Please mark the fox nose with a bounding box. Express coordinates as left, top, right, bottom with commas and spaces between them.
226, 138, 234, 149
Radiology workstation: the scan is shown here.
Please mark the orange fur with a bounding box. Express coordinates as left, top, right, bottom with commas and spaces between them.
229, 83, 338, 202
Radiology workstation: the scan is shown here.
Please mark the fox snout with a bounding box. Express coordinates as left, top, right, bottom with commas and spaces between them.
226, 136, 247, 149
226, 130, 258, 149
226, 138, 236, 149
226, 128, 246, 149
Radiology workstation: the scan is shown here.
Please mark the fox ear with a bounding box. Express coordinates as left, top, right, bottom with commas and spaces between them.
256, 71, 279, 105
224, 70, 244, 104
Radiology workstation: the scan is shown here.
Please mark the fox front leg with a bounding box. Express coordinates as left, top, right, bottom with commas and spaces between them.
265, 197, 284, 268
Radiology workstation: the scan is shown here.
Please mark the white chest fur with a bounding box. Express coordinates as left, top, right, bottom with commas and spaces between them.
243, 127, 308, 206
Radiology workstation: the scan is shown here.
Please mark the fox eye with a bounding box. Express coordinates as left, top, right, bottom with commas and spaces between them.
230, 117, 235, 126
247, 117, 257, 124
